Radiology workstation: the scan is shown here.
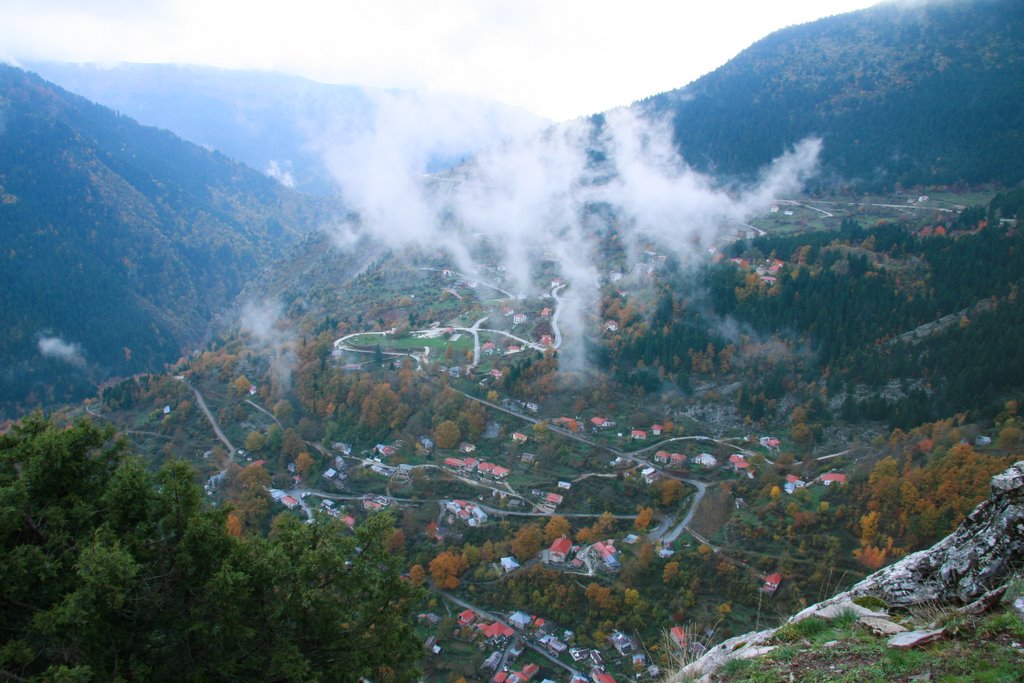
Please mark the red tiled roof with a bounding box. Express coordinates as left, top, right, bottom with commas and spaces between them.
550, 537, 572, 556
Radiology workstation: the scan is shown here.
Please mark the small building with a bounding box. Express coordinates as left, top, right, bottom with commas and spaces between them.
458, 608, 478, 626
763, 572, 782, 593
693, 453, 717, 467
545, 492, 563, 506
322, 468, 337, 479
784, 474, 806, 495
641, 467, 659, 484
651, 424, 663, 436
512, 432, 528, 444
670, 452, 687, 468
500, 556, 520, 573
670, 625, 688, 649
512, 313, 527, 325
479, 621, 515, 642
549, 536, 573, 563
491, 465, 511, 479
608, 630, 635, 655
631, 429, 647, 440
459, 442, 477, 454
821, 472, 846, 486
604, 320, 619, 332
280, 495, 300, 510
509, 611, 532, 629
654, 450, 670, 464
557, 480, 572, 490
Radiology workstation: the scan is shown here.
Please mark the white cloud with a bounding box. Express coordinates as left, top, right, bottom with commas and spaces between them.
320, 108, 822, 368
37, 335, 86, 368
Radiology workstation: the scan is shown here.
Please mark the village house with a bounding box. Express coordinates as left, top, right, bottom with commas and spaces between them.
603, 320, 619, 332
654, 450, 670, 464
557, 480, 572, 490
489, 368, 503, 380
759, 436, 781, 449
693, 453, 717, 467
670, 452, 687, 468
478, 621, 515, 644
651, 424, 663, 436
670, 626, 688, 649
539, 334, 553, 346
544, 492, 563, 507
500, 556, 520, 573
506, 344, 522, 354
512, 431, 528, 444
457, 608, 478, 626
784, 474, 806, 495
590, 416, 613, 429
821, 472, 847, 486
608, 630, 635, 655
549, 537, 573, 563
491, 465, 511, 479
763, 572, 783, 593
280, 495, 300, 510
443, 457, 465, 470
459, 442, 477, 454
592, 541, 620, 569
631, 429, 648, 440
509, 611, 532, 629
641, 467, 659, 484
482, 341, 497, 354
512, 313, 527, 325
729, 453, 750, 473
540, 307, 552, 319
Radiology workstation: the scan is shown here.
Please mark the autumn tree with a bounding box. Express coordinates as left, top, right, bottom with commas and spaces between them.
663, 561, 680, 584
634, 506, 654, 531
511, 524, 544, 559
429, 551, 468, 589
409, 564, 426, 586
244, 430, 266, 453
544, 515, 571, 544
660, 479, 686, 506
433, 420, 461, 449
295, 451, 315, 477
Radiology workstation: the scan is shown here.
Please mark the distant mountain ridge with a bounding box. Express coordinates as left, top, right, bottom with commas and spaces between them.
24, 63, 547, 195
637, 0, 1024, 189
0, 65, 332, 415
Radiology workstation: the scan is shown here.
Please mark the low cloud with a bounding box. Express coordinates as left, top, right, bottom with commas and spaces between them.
265, 160, 296, 188
37, 334, 86, 368
320, 105, 822, 367
240, 301, 296, 394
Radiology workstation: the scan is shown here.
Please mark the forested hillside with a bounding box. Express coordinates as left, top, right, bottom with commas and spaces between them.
638, 0, 1024, 189
0, 415, 420, 681
0, 66, 332, 415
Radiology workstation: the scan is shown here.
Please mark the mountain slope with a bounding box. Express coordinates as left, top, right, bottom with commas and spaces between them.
24, 63, 547, 195
638, 0, 1024, 189
0, 66, 331, 414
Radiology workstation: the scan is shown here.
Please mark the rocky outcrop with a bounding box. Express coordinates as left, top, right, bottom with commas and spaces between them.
846, 460, 1024, 607
671, 460, 1024, 682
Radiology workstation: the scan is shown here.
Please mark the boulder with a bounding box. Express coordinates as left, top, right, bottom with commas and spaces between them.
858, 616, 907, 636
888, 628, 945, 649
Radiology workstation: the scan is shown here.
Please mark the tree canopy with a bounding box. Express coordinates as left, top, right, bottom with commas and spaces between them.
0, 414, 420, 682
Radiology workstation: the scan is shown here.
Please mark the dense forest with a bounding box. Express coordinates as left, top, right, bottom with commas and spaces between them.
637, 0, 1024, 189
0, 66, 332, 417
0, 415, 420, 681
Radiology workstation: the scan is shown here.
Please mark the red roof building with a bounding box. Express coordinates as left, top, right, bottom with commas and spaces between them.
764, 572, 783, 593
821, 472, 847, 485
670, 625, 688, 648
549, 537, 572, 563
479, 621, 515, 640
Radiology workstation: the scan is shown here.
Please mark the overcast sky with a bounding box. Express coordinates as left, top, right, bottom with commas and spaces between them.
1, 0, 878, 120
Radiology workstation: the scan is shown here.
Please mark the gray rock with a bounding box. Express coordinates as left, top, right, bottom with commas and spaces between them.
888, 629, 945, 649
859, 616, 907, 636
1014, 597, 1024, 620
848, 461, 1024, 608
